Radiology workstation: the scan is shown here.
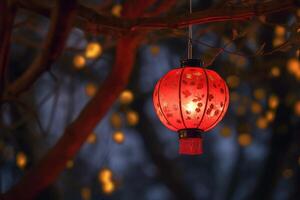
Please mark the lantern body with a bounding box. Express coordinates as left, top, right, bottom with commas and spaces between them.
153, 64, 229, 155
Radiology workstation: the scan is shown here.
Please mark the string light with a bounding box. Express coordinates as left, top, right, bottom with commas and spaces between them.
251, 102, 262, 114
111, 4, 122, 17
86, 133, 97, 144
16, 152, 27, 169
126, 111, 139, 126
98, 168, 112, 183
236, 105, 246, 116
256, 117, 268, 129
85, 83, 97, 97
275, 26, 286, 37
220, 126, 231, 138
113, 131, 125, 144
66, 160, 74, 169
238, 133, 252, 147
81, 187, 91, 200
119, 90, 134, 105
102, 181, 115, 194
265, 110, 275, 122
73, 55, 86, 69
294, 101, 300, 116
98, 168, 115, 194
230, 92, 239, 102
150, 45, 160, 56
268, 95, 279, 109
287, 58, 299, 72
254, 88, 266, 100
226, 75, 240, 88
110, 113, 122, 128
270, 66, 281, 77
273, 26, 285, 47
85, 42, 102, 59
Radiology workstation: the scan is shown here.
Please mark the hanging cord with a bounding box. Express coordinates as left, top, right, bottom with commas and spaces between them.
187, 0, 193, 59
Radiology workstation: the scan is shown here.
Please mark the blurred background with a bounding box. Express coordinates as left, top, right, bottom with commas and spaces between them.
0, 0, 300, 200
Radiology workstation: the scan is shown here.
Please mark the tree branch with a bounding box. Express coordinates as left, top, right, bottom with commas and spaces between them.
2, 34, 141, 200
143, 0, 177, 17
18, 0, 295, 34
2, 0, 160, 198
6, 0, 77, 96
0, 1, 16, 96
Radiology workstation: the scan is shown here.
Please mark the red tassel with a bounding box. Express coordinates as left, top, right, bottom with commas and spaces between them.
179, 138, 203, 155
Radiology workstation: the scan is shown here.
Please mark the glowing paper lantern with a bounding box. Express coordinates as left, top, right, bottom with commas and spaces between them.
153, 59, 229, 155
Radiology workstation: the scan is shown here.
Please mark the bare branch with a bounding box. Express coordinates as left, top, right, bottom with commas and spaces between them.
143, 0, 177, 17
1, 0, 158, 198
2, 34, 141, 200
0, 1, 16, 96
18, 0, 296, 34
6, 0, 78, 96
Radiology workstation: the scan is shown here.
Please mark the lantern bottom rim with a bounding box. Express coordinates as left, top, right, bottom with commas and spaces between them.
178, 128, 203, 138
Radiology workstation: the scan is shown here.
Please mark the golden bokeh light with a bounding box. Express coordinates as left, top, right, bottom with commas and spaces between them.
150, 45, 160, 56
251, 102, 262, 114
98, 168, 112, 183
230, 92, 239, 102
274, 26, 285, 37
81, 187, 91, 200
73, 55, 86, 69
272, 37, 285, 47
66, 160, 74, 169
16, 152, 27, 169
256, 117, 268, 129
287, 58, 300, 74
270, 66, 281, 77
294, 101, 300, 116
254, 88, 266, 100
268, 95, 279, 109
85, 83, 97, 97
110, 113, 122, 128
226, 75, 240, 88
119, 90, 134, 105
282, 169, 293, 178
236, 57, 247, 67
102, 181, 115, 194
111, 4, 122, 17
265, 110, 275, 122
236, 105, 246, 116
85, 42, 102, 59
113, 131, 125, 144
86, 133, 97, 144
220, 126, 231, 138
238, 133, 252, 147
126, 111, 139, 126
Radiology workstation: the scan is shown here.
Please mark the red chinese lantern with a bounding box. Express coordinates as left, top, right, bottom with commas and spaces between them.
153, 59, 229, 155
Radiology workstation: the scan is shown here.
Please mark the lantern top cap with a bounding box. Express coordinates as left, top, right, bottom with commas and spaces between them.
180, 59, 204, 67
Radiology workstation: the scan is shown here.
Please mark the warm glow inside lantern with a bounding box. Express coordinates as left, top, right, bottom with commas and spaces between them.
153, 59, 229, 155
